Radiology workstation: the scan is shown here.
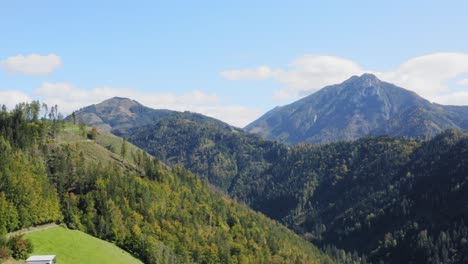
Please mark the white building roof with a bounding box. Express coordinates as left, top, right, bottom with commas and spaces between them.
26, 255, 56, 261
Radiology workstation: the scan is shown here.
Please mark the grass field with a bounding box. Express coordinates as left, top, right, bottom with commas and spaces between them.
59, 123, 144, 170
25, 226, 142, 264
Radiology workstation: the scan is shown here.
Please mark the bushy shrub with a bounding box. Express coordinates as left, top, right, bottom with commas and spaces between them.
8, 235, 33, 259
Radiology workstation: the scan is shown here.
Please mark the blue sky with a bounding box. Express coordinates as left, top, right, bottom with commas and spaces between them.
1, 0, 468, 126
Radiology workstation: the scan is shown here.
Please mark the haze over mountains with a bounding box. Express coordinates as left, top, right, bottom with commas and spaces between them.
74, 74, 468, 145
246, 73, 468, 144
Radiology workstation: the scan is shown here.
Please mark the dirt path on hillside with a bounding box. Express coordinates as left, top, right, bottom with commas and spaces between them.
7, 223, 58, 237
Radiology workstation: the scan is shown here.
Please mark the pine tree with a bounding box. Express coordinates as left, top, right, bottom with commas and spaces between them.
121, 138, 127, 160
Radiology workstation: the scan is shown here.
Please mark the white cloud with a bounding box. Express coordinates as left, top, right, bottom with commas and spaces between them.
221, 56, 364, 99
376, 53, 468, 101
433, 91, 468, 105
272, 56, 364, 99
458, 78, 468, 86
35, 82, 260, 127
1, 54, 62, 75
221, 52, 468, 105
0, 90, 32, 110
220, 65, 273, 80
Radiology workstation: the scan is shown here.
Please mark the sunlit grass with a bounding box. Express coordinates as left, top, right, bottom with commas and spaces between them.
26, 226, 142, 264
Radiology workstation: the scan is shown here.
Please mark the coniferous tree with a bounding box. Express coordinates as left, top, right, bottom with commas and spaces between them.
121, 138, 127, 159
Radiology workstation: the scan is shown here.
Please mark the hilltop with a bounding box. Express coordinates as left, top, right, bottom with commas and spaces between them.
72, 97, 174, 136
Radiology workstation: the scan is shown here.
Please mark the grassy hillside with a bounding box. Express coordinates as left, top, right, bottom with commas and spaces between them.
25, 226, 142, 264
58, 123, 141, 167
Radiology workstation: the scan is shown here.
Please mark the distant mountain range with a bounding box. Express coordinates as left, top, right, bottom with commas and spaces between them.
71, 80, 468, 263
245, 73, 468, 144
71, 95, 468, 263
73, 74, 468, 145
70, 75, 468, 194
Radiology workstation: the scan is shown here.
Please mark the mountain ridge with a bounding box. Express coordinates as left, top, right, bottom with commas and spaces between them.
245, 73, 468, 144
73, 97, 175, 135
69, 88, 468, 263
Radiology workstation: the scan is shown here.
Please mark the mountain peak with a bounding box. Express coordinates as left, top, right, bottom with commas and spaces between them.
246, 74, 468, 144
101, 97, 140, 105
344, 73, 382, 87
110, 96, 131, 100
72, 97, 176, 134
96, 97, 143, 113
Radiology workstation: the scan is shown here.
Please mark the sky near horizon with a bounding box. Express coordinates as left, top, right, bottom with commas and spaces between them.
1, 1, 468, 127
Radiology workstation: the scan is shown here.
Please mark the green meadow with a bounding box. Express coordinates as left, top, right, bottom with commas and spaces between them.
25, 226, 142, 264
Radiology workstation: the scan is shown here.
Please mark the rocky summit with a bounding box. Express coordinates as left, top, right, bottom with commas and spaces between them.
245, 74, 468, 144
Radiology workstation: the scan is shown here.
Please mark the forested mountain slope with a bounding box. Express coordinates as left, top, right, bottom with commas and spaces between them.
70, 97, 229, 137
127, 115, 468, 263
230, 130, 468, 263
126, 112, 284, 192
0, 102, 332, 264
72, 90, 468, 263
73, 98, 278, 193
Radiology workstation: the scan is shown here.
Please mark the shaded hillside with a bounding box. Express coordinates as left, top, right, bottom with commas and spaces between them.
127, 116, 468, 263
231, 130, 468, 264
0, 102, 332, 264
126, 112, 284, 192
72, 98, 279, 193
245, 74, 468, 144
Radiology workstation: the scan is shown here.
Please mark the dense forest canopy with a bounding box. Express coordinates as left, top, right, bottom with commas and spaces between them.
7, 100, 467, 263
0, 102, 331, 264
125, 111, 468, 264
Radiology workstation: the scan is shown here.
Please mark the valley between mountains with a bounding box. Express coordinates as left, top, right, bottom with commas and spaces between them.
1, 74, 467, 264
70, 74, 468, 264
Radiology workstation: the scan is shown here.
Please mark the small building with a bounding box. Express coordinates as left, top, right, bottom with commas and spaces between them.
26, 255, 56, 264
